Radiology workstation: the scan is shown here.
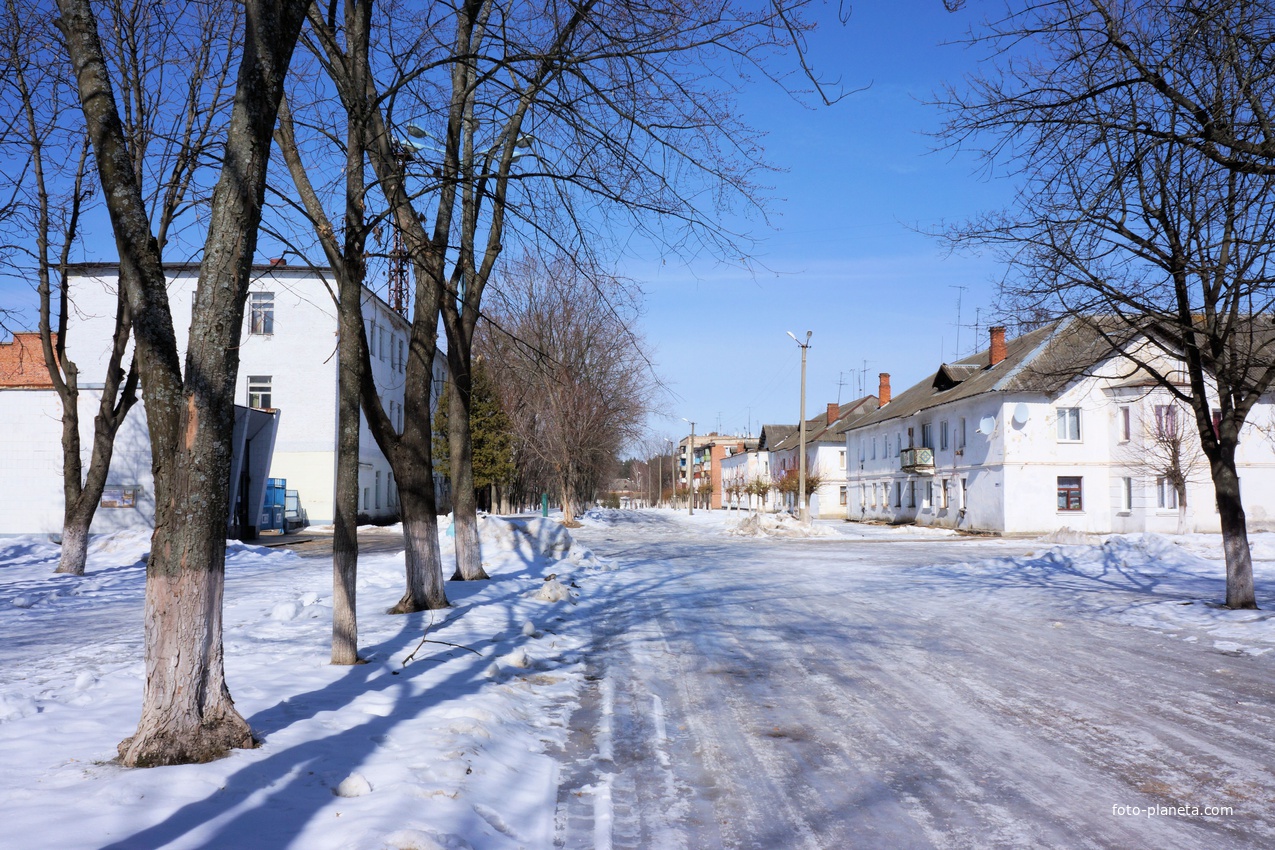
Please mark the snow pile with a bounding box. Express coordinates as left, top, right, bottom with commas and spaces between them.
724, 512, 840, 539
1038, 526, 1104, 545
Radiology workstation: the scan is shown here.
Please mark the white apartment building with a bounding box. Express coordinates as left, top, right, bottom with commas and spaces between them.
844, 321, 1275, 535
0, 262, 447, 534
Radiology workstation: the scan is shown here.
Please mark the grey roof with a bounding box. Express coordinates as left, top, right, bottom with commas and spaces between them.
845, 319, 1125, 430
757, 424, 796, 451
770, 395, 878, 450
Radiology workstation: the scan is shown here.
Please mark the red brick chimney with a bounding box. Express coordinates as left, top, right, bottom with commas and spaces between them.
878, 373, 891, 407
826, 402, 839, 424
989, 326, 1007, 367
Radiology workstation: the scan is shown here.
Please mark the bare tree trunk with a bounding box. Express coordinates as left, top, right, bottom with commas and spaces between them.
391, 463, 447, 612
1212, 455, 1256, 609
447, 356, 488, 580
331, 272, 363, 664
58, 0, 308, 766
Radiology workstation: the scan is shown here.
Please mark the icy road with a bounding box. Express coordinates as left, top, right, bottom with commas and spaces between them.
557, 510, 1275, 850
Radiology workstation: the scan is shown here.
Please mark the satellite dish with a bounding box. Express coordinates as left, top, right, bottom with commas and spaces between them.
978, 415, 996, 435
1013, 403, 1030, 425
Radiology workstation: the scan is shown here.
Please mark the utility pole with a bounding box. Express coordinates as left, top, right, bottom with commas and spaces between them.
681, 419, 696, 515
787, 331, 812, 522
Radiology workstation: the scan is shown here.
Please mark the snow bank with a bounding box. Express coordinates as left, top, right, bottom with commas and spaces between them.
724, 512, 840, 539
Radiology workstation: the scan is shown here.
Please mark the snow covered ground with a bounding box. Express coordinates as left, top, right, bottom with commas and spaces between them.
0, 517, 610, 850
2, 509, 1274, 848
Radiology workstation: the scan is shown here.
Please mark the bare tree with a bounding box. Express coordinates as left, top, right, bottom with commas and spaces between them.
271, 0, 381, 661
483, 253, 655, 526
0, 0, 238, 575
57, 0, 309, 765
941, 0, 1275, 608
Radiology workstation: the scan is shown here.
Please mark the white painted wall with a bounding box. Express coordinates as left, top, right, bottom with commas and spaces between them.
0, 264, 445, 534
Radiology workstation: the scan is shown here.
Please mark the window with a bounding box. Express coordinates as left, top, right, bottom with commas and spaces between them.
957, 417, 967, 449
1157, 477, 1178, 510
379, 326, 387, 360
961, 477, 968, 509
921, 422, 933, 449
940, 420, 949, 451
839, 450, 846, 470
859, 440, 866, 462
907, 427, 915, 449
1057, 476, 1083, 511
871, 437, 877, 460
1154, 405, 1178, 439
1056, 407, 1082, 441
924, 481, 933, 509
1118, 477, 1132, 512
247, 375, 272, 409
363, 487, 370, 511
1118, 407, 1131, 442
398, 338, 406, 372
375, 471, 382, 509
907, 480, 915, 508
839, 486, 847, 506
894, 481, 902, 507
249, 292, 274, 335
896, 433, 903, 457
388, 473, 396, 508
941, 479, 951, 509
872, 484, 878, 507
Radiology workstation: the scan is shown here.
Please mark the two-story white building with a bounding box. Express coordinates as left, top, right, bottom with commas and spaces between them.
844, 321, 1275, 534
765, 398, 877, 518
0, 261, 448, 534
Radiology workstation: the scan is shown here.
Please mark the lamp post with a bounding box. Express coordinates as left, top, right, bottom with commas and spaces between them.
681, 418, 696, 515
787, 330, 812, 522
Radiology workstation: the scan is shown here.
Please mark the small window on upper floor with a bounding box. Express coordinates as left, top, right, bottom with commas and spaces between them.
1056, 407, 1082, 442
247, 375, 272, 410
939, 420, 949, 451
249, 292, 274, 335
1118, 406, 1131, 442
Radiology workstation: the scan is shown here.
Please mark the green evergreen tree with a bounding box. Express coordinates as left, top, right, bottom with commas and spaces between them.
434, 359, 516, 496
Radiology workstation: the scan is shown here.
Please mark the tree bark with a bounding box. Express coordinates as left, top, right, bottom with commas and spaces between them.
331, 281, 364, 663
390, 461, 447, 612
1211, 453, 1257, 609
447, 355, 488, 580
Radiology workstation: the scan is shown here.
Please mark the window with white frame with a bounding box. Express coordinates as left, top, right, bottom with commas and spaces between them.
894, 481, 902, 508
941, 478, 951, 509
958, 417, 967, 448
1121, 477, 1133, 512
1157, 477, 1179, 509
379, 326, 387, 360
1118, 407, 1131, 442
839, 486, 847, 506
907, 480, 915, 508
247, 375, 272, 409
960, 477, 968, 509
249, 292, 274, 335
924, 481, 933, 509
839, 449, 846, 469
1056, 407, 1082, 441
921, 422, 933, 449
375, 470, 381, 509
939, 420, 949, 451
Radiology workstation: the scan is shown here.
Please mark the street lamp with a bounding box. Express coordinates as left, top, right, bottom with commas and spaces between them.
681, 417, 696, 516
787, 330, 812, 522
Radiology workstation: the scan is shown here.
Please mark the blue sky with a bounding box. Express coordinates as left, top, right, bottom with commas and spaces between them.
0, 2, 1016, 452
634, 1, 1016, 444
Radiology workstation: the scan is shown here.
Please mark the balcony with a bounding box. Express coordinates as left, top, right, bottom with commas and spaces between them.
900, 446, 935, 475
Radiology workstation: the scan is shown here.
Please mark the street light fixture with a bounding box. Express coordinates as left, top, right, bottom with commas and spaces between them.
681, 417, 696, 516
787, 331, 813, 522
